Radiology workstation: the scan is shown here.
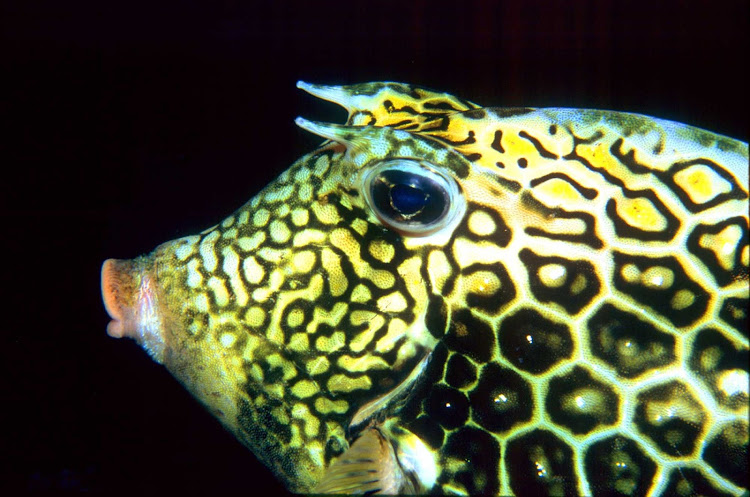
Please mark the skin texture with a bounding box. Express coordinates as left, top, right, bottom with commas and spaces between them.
102, 82, 748, 495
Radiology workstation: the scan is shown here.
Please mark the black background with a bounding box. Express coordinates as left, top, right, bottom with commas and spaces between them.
3, 0, 747, 494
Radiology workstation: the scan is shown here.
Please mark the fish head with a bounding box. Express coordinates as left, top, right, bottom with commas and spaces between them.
100, 82, 502, 492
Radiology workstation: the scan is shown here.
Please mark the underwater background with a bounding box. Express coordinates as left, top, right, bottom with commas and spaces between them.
3, 0, 747, 494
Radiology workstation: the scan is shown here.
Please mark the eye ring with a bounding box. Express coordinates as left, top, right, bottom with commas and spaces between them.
362, 159, 464, 237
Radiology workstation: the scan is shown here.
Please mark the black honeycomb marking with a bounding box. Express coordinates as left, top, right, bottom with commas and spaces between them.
613, 252, 710, 328
506, 429, 577, 496
588, 303, 676, 378
497, 308, 573, 374
469, 362, 533, 433
463, 262, 516, 316
279, 298, 314, 334
424, 293, 450, 339
604, 189, 680, 242
519, 130, 559, 159
719, 297, 748, 337
405, 415, 444, 450
633, 381, 706, 457
521, 192, 604, 249
401, 344, 447, 449
529, 172, 598, 200
443, 308, 496, 363
440, 427, 500, 495
663, 467, 735, 497
545, 365, 619, 435
658, 158, 748, 213
584, 435, 657, 497
702, 421, 748, 489
444, 353, 477, 389
460, 203, 513, 246
688, 328, 749, 410
687, 216, 749, 287
519, 248, 601, 315
424, 384, 470, 430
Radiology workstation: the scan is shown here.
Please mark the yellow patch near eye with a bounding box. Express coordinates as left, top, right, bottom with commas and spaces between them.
467, 210, 497, 236
616, 197, 668, 232
673, 164, 732, 205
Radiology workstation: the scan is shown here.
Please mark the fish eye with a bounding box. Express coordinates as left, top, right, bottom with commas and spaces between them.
362, 159, 463, 236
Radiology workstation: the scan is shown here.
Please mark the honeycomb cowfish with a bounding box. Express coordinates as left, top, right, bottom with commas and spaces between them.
101, 82, 749, 495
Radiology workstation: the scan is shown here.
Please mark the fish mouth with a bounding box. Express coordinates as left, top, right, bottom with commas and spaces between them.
101, 258, 167, 363
101, 259, 136, 339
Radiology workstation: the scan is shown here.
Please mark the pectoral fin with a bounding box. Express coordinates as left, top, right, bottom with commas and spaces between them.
312, 428, 416, 495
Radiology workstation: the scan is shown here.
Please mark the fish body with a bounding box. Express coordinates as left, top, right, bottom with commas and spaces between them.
102, 82, 748, 495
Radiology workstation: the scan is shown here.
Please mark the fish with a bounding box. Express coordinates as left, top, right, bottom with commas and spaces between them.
101, 81, 749, 495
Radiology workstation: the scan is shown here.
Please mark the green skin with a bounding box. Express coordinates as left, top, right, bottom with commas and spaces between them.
103, 82, 749, 495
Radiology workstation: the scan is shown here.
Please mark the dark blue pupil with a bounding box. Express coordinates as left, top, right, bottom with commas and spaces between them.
370, 168, 449, 225
390, 183, 428, 215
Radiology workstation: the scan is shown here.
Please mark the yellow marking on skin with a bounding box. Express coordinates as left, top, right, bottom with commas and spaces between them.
292, 403, 320, 438
376, 318, 408, 354
718, 369, 749, 399
219, 333, 236, 348
311, 203, 342, 225
616, 197, 668, 232
350, 284, 372, 303
245, 306, 266, 328
257, 246, 287, 264
287, 332, 309, 352
561, 388, 609, 417
428, 250, 452, 293
187, 259, 203, 288
314, 397, 348, 415
242, 256, 265, 285
293, 228, 327, 247
199, 230, 220, 273
699, 224, 742, 271
305, 356, 330, 376
673, 164, 732, 205
222, 246, 248, 307
265, 184, 295, 203
291, 208, 310, 226
291, 379, 320, 398
621, 263, 641, 283
291, 250, 316, 274
193, 293, 210, 313
369, 240, 395, 263
299, 183, 314, 202
267, 353, 297, 382
315, 331, 346, 353
467, 210, 497, 236
462, 271, 501, 296
287, 307, 305, 328
348, 314, 385, 353
742, 245, 749, 267
270, 219, 292, 244
377, 291, 408, 313
248, 362, 263, 383
453, 238, 503, 267
221, 215, 235, 228
321, 248, 348, 296
327, 374, 372, 393
237, 232, 266, 252
351, 218, 369, 237
253, 209, 271, 227
644, 387, 704, 427
569, 274, 587, 296
237, 209, 249, 225
175, 236, 199, 261
538, 264, 567, 288
641, 266, 675, 289
533, 178, 585, 207
221, 227, 238, 240
294, 166, 312, 183
208, 276, 229, 307
337, 355, 390, 372
671, 289, 695, 310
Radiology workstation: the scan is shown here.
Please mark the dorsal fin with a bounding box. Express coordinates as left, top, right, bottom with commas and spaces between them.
297, 81, 480, 129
